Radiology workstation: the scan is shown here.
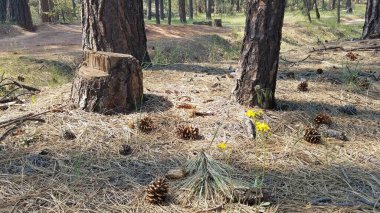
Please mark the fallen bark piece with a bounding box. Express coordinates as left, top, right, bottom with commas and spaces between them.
166, 168, 186, 180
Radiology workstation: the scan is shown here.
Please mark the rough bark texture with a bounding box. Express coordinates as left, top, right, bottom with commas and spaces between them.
71, 51, 143, 114
7, 0, 34, 31
206, 0, 212, 19
189, 0, 194, 20
82, 0, 150, 64
362, 0, 380, 39
168, 0, 172, 24
0, 0, 6, 22
155, 0, 160, 24
179, 0, 186, 23
233, 0, 286, 109
147, 0, 152, 20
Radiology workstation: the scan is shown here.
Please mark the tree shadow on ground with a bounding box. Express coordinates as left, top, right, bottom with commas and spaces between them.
139, 93, 174, 113
18, 55, 76, 77
146, 63, 232, 75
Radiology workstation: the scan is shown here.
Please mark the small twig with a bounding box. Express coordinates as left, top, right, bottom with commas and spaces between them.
9, 80, 40, 92
0, 123, 22, 141
280, 55, 311, 65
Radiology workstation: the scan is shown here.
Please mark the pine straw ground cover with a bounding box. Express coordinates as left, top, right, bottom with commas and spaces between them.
1, 43, 380, 212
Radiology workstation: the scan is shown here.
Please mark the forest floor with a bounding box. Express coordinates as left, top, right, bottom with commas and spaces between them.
1, 11, 380, 213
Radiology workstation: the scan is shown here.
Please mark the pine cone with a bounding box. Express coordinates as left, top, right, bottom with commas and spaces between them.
145, 178, 169, 204
297, 81, 309, 92
176, 125, 200, 140
314, 112, 332, 126
139, 117, 155, 133
316, 68, 323, 74
304, 127, 321, 144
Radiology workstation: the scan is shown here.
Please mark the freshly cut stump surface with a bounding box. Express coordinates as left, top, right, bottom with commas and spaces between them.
71, 50, 143, 114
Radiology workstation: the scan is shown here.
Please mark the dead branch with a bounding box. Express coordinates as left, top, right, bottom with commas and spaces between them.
0, 123, 22, 141
310, 45, 380, 53
280, 55, 311, 65
9, 79, 40, 92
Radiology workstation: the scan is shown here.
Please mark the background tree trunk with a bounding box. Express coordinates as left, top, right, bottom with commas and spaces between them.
7, 0, 34, 31
233, 0, 286, 109
337, 0, 341, 23
179, 0, 186, 23
314, 0, 320, 19
160, 0, 165, 19
346, 0, 353, 13
168, 0, 172, 24
0, 0, 6, 22
236, 0, 241, 11
72, 0, 76, 17
82, 0, 150, 64
304, 0, 312, 22
189, 0, 194, 20
206, 0, 212, 19
39, 0, 50, 22
362, 0, 380, 39
155, 0, 160, 24
147, 0, 152, 20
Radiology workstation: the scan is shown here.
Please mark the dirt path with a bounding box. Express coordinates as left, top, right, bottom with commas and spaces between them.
0, 24, 230, 56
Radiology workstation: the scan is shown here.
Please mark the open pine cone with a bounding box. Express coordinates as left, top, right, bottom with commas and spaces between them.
176, 125, 200, 140
145, 178, 169, 204
297, 81, 309, 92
304, 127, 321, 144
139, 117, 155, 133
314, 112, 332, 126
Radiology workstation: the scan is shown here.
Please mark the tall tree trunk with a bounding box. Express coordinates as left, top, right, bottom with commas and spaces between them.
233, 0, 286, 109
189, 0, 194, 20
168, 0, 172, 25
314, 0, 320, 19
155, 0, 160, 24
346, 0, 353, 13
6, 0, 34, 31
304, 0, 312, 22
82, 0, 150, 64
362, 0, 380, 39
72, 0, 76, 17
179, 0, 186, 23
160, 0, 165, 19
147, 0, 152, 20
337, 0, 341, 23
236, 0, 241, 11
0, 0, 6, 22
206, 0, 212, 19
331, 0, 336, 10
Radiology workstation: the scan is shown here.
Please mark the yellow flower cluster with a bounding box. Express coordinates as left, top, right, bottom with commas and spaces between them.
246, 109, 262, 119
255, 121, 270, 133
217, 142, 228, 151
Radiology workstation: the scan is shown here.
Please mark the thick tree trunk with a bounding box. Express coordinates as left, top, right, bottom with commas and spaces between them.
189, 0, 194, 20
179, 0, 186, 23
331, 0, 336, 10
160, 0, 165, 19
71, 51, 143, 114
155, 0, 160, 24
346, 0, 353, 13
233, 0, 286, 109
337, 0, 341, 23
147, 0, 152, 20
314, 0, 320, 19
6, 0, 34, 31
206, 0, 212, 19
0, 0, 6, 22
82, 0, 150, 64
168, 0, 172, 24
362, 0, 380, 39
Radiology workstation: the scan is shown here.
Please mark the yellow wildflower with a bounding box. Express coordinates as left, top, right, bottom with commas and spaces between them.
255, 121, 270, 133
217, 142, 228, 151
246, 109, 263, 119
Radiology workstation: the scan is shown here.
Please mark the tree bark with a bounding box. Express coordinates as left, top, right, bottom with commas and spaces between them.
71, 51, 143, 114
82, 0, 150, 64
168, 0, 172, 24
147, 0, 152, 20
304, 0, 312, 22
346, 0, 353, 13
362, 0, 380, 39
314, 0, 320, 19
233, 0, 286, 109
72, 0, 77, 17
6, 0, 34, 31
337, 0, 341, 23
0, 0, 6, 22
189, 0, 194, 20
179, 0, 186, 23
160, 0, 165, 19
155, 0, 160, 24
39, 0, 53, 22
206, 0, 212, 19
236, 0, 241, 12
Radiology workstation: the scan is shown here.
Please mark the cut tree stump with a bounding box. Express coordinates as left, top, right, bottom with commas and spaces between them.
213, 19, 222, 27
71, 50, 143, 114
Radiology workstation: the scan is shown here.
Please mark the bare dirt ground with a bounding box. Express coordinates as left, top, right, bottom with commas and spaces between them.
0, 23, 380, 212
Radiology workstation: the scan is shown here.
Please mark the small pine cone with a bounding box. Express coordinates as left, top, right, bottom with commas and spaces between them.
176, 125, 200, 140
316, 68, 323, 74
314, 112, 332, 126
297, 81, 309, 92
304, 127, 321, 144
145, 178, 169, 204
139, 117, 155, 133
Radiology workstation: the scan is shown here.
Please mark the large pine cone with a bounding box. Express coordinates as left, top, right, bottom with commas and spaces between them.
145, 178, 169, 204
314, 112, 332, 126
304, 127, 321, 144
176, 125, 200, 140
